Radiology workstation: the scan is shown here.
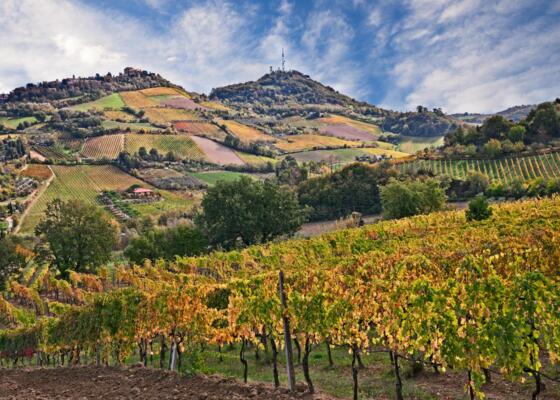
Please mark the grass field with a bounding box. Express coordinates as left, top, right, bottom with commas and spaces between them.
287, 147, 409, 164
72, 93, 125, 112
18, 165, 197, 234
101, 120, 162, 132
189, 170, 250, 185
217, 119, 274, 143
0, 116, 38, 130
124, 134, 207, 161
81, 134, 124, 159
398, 135, 444, 153
275, 134, 363, 153
397, 152, 560, 183
143, 108, 198, 124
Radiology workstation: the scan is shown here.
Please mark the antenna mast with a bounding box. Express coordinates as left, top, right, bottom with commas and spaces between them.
281, 48, 286, 72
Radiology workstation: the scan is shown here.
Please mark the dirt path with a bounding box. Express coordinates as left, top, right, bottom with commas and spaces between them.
191, 136, 245, 166
13, 165, 54, 235
0, 366, 332, 400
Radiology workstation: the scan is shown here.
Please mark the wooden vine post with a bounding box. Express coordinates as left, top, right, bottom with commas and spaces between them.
279, 270, 296, 392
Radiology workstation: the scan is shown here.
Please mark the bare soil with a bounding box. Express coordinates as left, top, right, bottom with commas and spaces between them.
0, 365, 333, 400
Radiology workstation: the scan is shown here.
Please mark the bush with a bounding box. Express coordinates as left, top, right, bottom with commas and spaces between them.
381, 178, 447, 219
466, 196, 492, 221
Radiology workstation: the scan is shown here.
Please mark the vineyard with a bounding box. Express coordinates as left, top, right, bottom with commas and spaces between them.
397, 151, 560, 183
2, 197, 560, 399
143, 108, 198, 124
124, 134, 207, 161
32, 146, 75, 162
17, 165, 147, 233
81, 134, 124, 159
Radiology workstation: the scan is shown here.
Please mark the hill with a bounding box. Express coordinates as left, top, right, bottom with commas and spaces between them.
210, 69, 459, 137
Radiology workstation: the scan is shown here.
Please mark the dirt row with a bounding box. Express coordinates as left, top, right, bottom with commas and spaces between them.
0, 365, 334, 400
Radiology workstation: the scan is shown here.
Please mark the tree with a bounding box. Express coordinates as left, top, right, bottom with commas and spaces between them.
481, 116, 512, 140
197, 177, 304, 249
508, 125, 526, 142
466, 196, 492, 221
381, 179, 447, 219
483, 139, 502, 157
0, 237, 27, 290
298, 163, 396, 221
125, 224, 208, 264
35, 199, 117, 276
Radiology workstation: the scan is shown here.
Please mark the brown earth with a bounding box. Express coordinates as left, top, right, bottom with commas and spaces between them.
0, 365, 333, 400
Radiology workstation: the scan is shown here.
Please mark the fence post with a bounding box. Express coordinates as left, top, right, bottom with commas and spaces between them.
279, 271, 296, 392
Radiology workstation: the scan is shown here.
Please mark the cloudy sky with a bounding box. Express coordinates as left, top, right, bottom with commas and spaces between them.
1, 0, 559, 113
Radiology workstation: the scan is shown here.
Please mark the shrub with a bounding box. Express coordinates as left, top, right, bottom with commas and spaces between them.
466, 196, 492, 221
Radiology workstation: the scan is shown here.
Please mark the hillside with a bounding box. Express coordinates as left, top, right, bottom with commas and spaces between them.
2, 197, 560, 399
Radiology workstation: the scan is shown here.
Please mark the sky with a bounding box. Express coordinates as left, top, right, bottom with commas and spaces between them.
1, 0, 559, 113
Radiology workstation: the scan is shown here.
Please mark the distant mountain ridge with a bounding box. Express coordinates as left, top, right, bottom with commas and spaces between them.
451, 104, 537, 125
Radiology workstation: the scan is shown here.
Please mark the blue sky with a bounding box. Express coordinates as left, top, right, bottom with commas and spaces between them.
1, 0, 559, 113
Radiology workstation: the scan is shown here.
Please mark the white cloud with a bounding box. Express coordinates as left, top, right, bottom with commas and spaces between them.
381, 0, 560, 113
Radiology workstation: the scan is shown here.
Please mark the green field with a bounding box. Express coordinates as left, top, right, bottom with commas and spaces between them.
189, 170, 251, 185
397, 135, 444, 153
72, 93, 125, 111
101, 120, 162, 132
124, 134, 207, 161
287, 147, 409, 164
397, 152, 560, 183
0, 116, 38, 130
18, 165, 196, 234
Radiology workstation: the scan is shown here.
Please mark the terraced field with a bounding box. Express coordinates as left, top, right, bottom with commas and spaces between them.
124, 134, 207, 161
217, 119, 274, 143
81, 134, 124, 159
397, 152, 560, 183
274, 134, 362, 153
72, 93, 125, 112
